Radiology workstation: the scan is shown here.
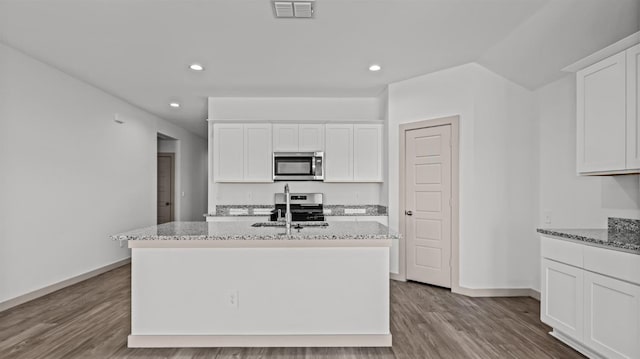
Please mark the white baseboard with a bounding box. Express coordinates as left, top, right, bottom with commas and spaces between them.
550, 330, 605, 358
390, 273, 406, 282
128, 334, 392, 348
0, 257, 131, 313
454, 286, 540, 300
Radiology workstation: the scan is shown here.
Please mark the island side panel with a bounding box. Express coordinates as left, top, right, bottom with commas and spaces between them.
131, 247, 389, 336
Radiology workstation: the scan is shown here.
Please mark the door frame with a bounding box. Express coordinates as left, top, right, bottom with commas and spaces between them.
157, 152, 176, 223
397, 115, 460, 291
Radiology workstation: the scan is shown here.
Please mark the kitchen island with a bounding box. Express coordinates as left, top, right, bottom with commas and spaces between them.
112, 221, 396, 348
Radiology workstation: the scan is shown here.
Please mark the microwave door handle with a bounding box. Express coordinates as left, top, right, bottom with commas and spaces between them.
311, 158, 316, 175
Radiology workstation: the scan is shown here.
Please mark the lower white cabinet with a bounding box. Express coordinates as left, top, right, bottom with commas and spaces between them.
540, 236, 640, 359
541, 258, 584, 341
583, 271, 640, 359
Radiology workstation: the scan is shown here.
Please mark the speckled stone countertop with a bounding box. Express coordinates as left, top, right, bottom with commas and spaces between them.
112, 221, 400, 241
537, 220, 640, 255
205, 204, 388, 217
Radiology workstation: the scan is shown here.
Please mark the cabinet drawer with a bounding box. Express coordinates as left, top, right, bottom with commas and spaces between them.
541, 236, 583, 267
583, 245, 640, 285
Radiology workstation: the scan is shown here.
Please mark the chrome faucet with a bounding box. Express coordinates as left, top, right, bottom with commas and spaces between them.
284, 183, 292, 235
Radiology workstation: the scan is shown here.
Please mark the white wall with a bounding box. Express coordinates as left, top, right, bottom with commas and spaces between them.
207, 97, 385, 211
537, 75, 640, 228
387, 63, 538, 290
0, 42, 207, 304
208, 97, 382, 122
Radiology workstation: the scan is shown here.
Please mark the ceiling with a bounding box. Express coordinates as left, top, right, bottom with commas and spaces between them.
0, 0, 638, 136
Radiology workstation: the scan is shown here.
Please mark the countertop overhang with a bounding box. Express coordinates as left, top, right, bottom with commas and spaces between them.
113, 221, 397, 248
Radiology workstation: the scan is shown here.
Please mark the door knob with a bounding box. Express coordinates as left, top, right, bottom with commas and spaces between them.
166, 202, 171, 206
405, 210, 413, 216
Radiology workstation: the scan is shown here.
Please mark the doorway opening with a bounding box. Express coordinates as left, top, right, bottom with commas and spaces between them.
398, 116, 460, 291
157, 133, 178, 224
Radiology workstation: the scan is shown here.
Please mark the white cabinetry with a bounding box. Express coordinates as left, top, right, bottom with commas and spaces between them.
299, 124, 325, 152
214, 124, 244, 181
213, 122, 382, 183
583, 271, 640, 359
541, 258, 584, 341
213, 123, 272, 182
244, 124, 272, 182
273, 124, 324, 152
626, 44, 640, 169
354, 124, 383, 181
540, 235, 640, 358
325, 124, 383, 182
325, 124, 354, 181
272, 124, 299, 152
575, 42, 640, 174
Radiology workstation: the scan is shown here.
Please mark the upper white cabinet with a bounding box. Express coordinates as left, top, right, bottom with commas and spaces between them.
244, 124, 273, 182
272, 124, 299, 152
213, 123, 272, 182
626, 44, 640, 169
354, 124, 383, 181
576, 42, 640, 175
298, 124, 325, 152
213, 122, 382, 183
325, 124, 384, 182
325, 124, 354, 181
213, 124, 244, 182
273, 124, 324, 152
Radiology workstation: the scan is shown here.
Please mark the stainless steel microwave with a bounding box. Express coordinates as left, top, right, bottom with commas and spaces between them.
273, 152, 324, 181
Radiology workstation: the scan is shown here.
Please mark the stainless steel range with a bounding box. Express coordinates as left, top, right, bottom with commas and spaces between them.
270, 192, 325, 222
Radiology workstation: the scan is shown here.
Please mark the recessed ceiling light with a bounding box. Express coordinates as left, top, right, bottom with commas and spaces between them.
189, 63, 204, 71
369, 64, 381, 72
169, 102, 180, 108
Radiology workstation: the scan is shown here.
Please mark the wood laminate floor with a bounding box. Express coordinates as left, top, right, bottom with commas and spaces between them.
0, 265, 584, 359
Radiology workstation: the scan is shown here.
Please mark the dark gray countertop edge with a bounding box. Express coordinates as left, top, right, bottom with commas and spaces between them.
537, 229, 640, 255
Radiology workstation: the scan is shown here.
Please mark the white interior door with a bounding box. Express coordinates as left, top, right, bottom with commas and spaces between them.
405, 125, 452, 287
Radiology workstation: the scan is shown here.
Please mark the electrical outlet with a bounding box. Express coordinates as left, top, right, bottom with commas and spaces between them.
247, 191, 252, 201
543, 210, 552, 225
181, 191, 185, 197
226, 290, 239, 309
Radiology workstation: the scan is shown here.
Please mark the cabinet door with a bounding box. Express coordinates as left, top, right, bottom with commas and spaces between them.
541, 259, 584, 341
299, 124, 325, 152
627, 44, 640, 169
584, 271, 640, 359
353, 124, 383, 181
214, 124, 244, 182
325, 124, 353, 182
244, 124, 273, 182
273, 124, 299, 152
577, 51, 627, 173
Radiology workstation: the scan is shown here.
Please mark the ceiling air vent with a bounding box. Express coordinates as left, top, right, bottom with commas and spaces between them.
273, 1, 315, 18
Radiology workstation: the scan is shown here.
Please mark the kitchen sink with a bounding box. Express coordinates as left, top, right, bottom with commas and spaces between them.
251, 222, 329, 228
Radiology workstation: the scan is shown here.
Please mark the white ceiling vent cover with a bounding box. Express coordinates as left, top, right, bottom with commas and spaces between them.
293, 2, 312, 18
274, 2, 294, 17
273, 1, 315, 18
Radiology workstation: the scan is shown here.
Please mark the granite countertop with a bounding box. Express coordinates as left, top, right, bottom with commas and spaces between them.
112, 221, 400, 241
537, 228, 640, 255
